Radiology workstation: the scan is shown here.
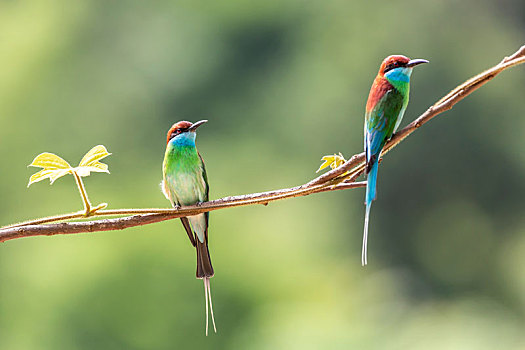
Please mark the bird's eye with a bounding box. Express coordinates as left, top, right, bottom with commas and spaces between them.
169, 130, 180, 140
384, 61, 406, 73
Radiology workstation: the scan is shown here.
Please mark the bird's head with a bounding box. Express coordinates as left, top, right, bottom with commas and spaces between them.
166, 120, 208, 145
379, 55, 428, 82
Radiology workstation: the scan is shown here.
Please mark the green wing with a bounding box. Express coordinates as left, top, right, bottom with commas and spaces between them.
365, 88, 405, 160
198, 152, 210, 244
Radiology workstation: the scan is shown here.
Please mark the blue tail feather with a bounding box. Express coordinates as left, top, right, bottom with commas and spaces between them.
365, 159, 378, 206
363, 158, 378, 266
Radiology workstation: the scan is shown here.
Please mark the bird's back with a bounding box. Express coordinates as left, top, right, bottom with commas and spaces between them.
365, 85, 406, 158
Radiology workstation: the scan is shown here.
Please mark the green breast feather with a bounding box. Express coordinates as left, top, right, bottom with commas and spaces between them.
163, 145, 208, 206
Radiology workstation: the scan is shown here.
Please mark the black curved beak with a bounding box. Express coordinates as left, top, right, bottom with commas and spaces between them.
189, 120, 208, 131
406, 58, 429, 68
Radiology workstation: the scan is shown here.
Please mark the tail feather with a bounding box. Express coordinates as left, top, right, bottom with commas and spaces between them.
365, 158, 378, 206
196, 240, 216, 335
362, 203, 371, 266
196, 240, 214, 278
363, 159, 378, 266
206, 277, 217, 334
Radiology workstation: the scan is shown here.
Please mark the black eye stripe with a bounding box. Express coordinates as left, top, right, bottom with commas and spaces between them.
384, 61, 407, 74
170, 128, 188, 139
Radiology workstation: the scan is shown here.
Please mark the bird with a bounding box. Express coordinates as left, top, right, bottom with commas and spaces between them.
161, 119, 216, 335
362, 55, 428, 266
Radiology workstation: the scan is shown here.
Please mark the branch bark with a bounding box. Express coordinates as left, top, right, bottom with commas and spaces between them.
307, 45, 525, 186
0, 181, 365, 242
1, 45, 524, 242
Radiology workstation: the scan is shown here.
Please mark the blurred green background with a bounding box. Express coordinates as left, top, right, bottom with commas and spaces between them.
1, 0, 525, 349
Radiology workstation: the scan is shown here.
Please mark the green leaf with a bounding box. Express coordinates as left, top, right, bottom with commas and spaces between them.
78, 145, 111, 168
28, 169, 54, 186
27, 153, 73, 187
75, 165, 109, 177
316, 153, 346, 173
27, 168, 72, 187
29, 152, 71, 170
27, 145, 112, 187
49, 169, 72, 184
76, 145, 111, 177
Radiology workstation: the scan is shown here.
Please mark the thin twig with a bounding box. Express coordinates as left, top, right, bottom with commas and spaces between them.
1, 45, 524, 242
72, 171, 92, 215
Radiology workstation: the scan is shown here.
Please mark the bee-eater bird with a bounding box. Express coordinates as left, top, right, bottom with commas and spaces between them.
161, 120, 216, 335
362, 55, 428, 266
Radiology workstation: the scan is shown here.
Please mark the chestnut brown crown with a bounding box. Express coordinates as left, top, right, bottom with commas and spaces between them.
166, 121, 193, 144
166, 120, 208, 144
379, 55, 411, 75
379, 55, 428, 75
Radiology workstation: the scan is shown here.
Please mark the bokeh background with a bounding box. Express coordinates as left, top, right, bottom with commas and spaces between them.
1, 0, 525, 349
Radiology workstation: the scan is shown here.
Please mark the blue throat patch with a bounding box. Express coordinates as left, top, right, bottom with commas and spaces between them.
385, 67, 412, 83
170, 132, 196, 147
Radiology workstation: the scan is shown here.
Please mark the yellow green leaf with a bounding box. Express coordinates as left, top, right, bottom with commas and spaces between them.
29, 152, 71, 170
316, 156, 334, 173
49, 169, 72, 184
27, 145, 111, 187
27, 152, 73, 187
27, 168, 72, 187
28, 170, 53, 187
75, 165, 109, 177
79, 145, 111, 168
316, 153, 346, 173
75, 145, 111, 177
333, 152, 346, 168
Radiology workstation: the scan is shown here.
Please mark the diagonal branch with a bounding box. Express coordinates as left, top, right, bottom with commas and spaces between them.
307, 45, 525, 186
0, 181, 365, 242
1, 45, 524, 243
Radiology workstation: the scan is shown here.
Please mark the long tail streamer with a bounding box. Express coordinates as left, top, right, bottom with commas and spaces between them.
362, 203, 371, 266
363, 159, 378, 266
203, 277, 217, 336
